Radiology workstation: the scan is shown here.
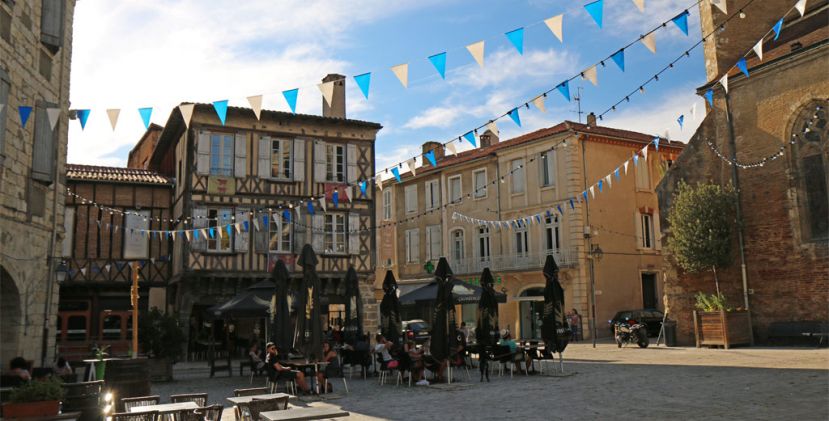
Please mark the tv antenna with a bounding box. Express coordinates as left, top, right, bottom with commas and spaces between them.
572, 86, 585, 123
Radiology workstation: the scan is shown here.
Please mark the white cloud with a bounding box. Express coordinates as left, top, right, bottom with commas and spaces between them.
402, 106, 465, 130
602, 84, 705, 142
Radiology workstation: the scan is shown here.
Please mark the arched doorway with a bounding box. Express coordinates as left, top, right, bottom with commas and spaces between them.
518, 287, 544, 340
1, 266, 22, 363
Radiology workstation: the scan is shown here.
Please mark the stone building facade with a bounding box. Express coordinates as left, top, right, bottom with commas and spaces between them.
0, 0, 76, 366
657, 1, 828, 344
378, 121, 683, 340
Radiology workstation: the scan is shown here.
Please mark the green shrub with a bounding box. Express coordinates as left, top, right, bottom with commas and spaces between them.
694, 292, 732, 312
139, 308, 185, 360
9, 378, 64, 403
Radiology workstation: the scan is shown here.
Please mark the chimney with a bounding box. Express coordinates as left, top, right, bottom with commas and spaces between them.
479, 129, 499, 148
586, 112, 597, 127
422, 141, 444, 161
322, 74, 346, 119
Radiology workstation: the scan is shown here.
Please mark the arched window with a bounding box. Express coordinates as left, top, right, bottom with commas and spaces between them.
791, 100, 828, 242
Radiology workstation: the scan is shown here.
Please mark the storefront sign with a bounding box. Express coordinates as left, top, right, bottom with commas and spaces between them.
207, 176, 236, 195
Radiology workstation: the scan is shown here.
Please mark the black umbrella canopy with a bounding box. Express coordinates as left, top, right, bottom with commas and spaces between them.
343, 266, 363, 342
379, 270, 402, 345
476, 268, 500, 347
430, 257, 457, 361
541, 255, 569, 354
398, 278, 507, 305
271, 260, 293, 352
297, 245, 323, 360
207, 280, 276, 319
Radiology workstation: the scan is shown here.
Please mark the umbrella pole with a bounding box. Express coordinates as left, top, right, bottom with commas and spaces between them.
559, 353, 564, 374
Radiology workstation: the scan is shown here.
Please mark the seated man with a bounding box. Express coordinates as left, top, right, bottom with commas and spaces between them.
497, 331, 530, 373
264, 342, 312, 394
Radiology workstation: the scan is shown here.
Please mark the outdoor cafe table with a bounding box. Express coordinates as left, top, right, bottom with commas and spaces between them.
129, 401, 198, 414
286, 360, 329, 392
260, 403, 349, 421
225, 393, 293, 405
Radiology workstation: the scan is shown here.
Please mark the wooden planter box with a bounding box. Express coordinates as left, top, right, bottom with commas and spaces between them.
2, 400, 61, 418
693, 310, 753, 349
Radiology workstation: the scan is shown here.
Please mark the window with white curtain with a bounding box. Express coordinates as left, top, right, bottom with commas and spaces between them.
405, 229, 420, 263
449, 175, 462, 204
511, 159, 525, 194
540, 150, 556, 187
405, 185, 418, 214
473, 169, 487, 198
426, 225, 442, 261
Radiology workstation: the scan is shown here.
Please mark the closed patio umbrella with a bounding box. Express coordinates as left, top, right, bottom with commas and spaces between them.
541, 254, 569, 372
270, 260, 293, 352
476, 268, 500, 347
379, 270, 402, 345
297, 244, 323, 360
430, 258, 457, 364
343, 266, 363, 343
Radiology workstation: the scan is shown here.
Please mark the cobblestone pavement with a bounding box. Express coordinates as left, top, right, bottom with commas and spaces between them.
151, 343, 829, 421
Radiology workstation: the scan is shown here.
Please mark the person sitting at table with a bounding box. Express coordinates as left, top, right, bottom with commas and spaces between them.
420, 340, 446, 383
264, 342, 312, 395
316, 342, 340, 393
248, 343, 266, 372
497, 331, 531, 374
374, 334, 396, 367
6, 357, 31, 382
54, 357, 73, 376
405, 340, 427, 385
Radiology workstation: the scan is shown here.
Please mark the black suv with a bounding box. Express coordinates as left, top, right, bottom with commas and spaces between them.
402, 320, 431, 344
608, 309, 665, 337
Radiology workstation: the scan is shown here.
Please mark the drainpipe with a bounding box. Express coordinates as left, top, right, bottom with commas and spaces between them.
579, 133, 598, 348
723, 93, 752, 322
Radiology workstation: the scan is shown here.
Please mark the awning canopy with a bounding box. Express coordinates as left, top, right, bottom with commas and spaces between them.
399, 278, 506, 305
206, 280, 275, 319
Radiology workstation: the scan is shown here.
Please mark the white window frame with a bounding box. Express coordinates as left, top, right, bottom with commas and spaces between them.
477, 226, 491, 263
405, 185, 418, 214
210, 133, 235, 176
123, 210, 150, 259
515, 225, 529, 257
450, 229, 465, 261
511, 158, 525, 194
268, 213, 292, 253
544, 215, 560, 253
324, 214, 347, 254
425, 180, 440, 210
383, 189, 392, 220
473, 168, 487, 199
426, 225, 442, 261
540, 150, 556, 187
207, 208, 233, 253
640, 213, 654, 249
448, 175, 462, 204
270, 138, 292, 179
326, 144, 345, 182
405, 229, 420, 263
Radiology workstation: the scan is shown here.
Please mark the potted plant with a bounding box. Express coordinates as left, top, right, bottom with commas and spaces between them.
2, 378, 64, 418
92, 345, 109, 380
667, 182, 752, 348
139, 308, 185, 381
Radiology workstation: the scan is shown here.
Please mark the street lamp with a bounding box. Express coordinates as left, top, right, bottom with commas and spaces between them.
55, 261, 68, 283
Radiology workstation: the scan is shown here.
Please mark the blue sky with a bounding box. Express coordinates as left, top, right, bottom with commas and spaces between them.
68, 0, 707, 171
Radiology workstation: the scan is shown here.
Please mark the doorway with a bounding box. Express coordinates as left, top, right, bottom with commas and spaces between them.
518, 288, 544, 340
641, 273, 657, 309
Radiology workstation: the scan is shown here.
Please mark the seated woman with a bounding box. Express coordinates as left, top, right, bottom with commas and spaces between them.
405, 341, 428, 385
374, 334, 397, 368
249, 343, 266, 372
316, 342, 340, 393
264, 343, 312, 395
6, 357, 31, 382
54, 357, 73, 376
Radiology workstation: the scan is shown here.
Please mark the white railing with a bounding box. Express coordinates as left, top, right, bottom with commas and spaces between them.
447, 248, 578, 275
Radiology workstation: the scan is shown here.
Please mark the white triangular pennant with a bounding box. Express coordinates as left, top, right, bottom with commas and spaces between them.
532, 96, 546, 113
446, 142, 457, 155
753, 40, 763, 61
247, 95, 263, 120
544, 14, 564, 43
252, 217, 260, 232
710, 0, 727, 15
185, 231, 192, 241
179, 104, 195, 128
466, 41, 485, 67
234, 223, 241, 234
345, 186, 353, 201
487, 121, 499, 137
632, 0, 645, 12
795, 0, 807, 16
642, 145, 649, 160
46, 108, 61, 130
105, 264, 111, 272
691, 103, 697, 121
376, 175, 384, 191
641, 32, 656, 54
390, 63, 409, 88
582, 65, 598, 86
171, 231, 176, 241
407, 158, 417, 176
201, 228, 208, 239
319, 197, 327, 212
295, 206, 301, 221
106, 109, 120, 130
318, 81, 335, 107
81, 268, 87, 276
605, 174, 612, 187
589, 185, 595, 198
720, 74, 729, 93
624, 160, 630, 174
217, 225, 224, 238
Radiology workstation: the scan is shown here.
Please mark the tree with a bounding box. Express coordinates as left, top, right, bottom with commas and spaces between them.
666, 181, 736, 293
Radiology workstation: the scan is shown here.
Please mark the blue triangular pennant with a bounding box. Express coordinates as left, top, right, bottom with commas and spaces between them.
677, 115, 684, 129
212, 100, 228, 125
584, 0, 604, 28
569, 199, 575, 209
546, 210, 552, 218
391, 167, 402, 182
772, 18, 783, 41
671, 11, 689, 35
557, 205, 564, 215
307, 201, 315, 215
209, 227, 215, 239
243, 221, 249, 232
75, 109, 90, 130
282, 210, 291, 221
226, 225, 233, 237
463, 131, 477, 147
598, 179, 603, 192
282, 89, 299, 113
194, 229, 200, 240
557, 81, 570, 102
610, 50, 625, 71
633, 154, 639, 165
653, 137, 660, 151
428, 52, 447, 79
354, 73, 372, 99
505, 28, 524, 55
18, 106, 33, 128
614, 168, 620, 179
424, 150, 437, 167
704, 89, 714, 107
508, 108, 521, 127
736, 58, 749, 78
582, 191, 589, 202
359, 180, 367, 197
138, 107, 153, 129
333, 190, 339, 208
535, 214, 542, 223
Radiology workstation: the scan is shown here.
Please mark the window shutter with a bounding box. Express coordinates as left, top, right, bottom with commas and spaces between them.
653, 211, 662, 250
40, 0, 65, 51
293, 138, 305, 182
293, 214, 306, 253
0, 69, 9, 159
634, 212, 643, 249
234, 132, 247, 178
348, 213, 360, 255
425, 227, 431, 260
312, 215, 324, 252
197, 131, 210, 175
411, 230, 420, 263
258, 136, 270, 179
346, 144, 358, 183
254, 213, 268, 253
31, 101, 56, 184
234, 207, 250, 253
192, 207, 208, 252
314, 142, 326, 182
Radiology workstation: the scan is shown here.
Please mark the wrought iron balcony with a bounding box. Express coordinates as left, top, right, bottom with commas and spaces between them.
446, 248, 579, 275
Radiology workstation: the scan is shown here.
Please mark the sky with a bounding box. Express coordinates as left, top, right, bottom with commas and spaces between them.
67, 0, 708, 171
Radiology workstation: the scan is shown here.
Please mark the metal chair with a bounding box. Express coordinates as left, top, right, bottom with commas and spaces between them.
180, 404, 224, 421
110, 410, 159, 421
61, 380, 104, 421
122, 395, 161, 412
375, 353, 402, 386
322, 355, 349, 394
170, 393, 208, 407
233, 387, 267, 397
239, 397, 288, 421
